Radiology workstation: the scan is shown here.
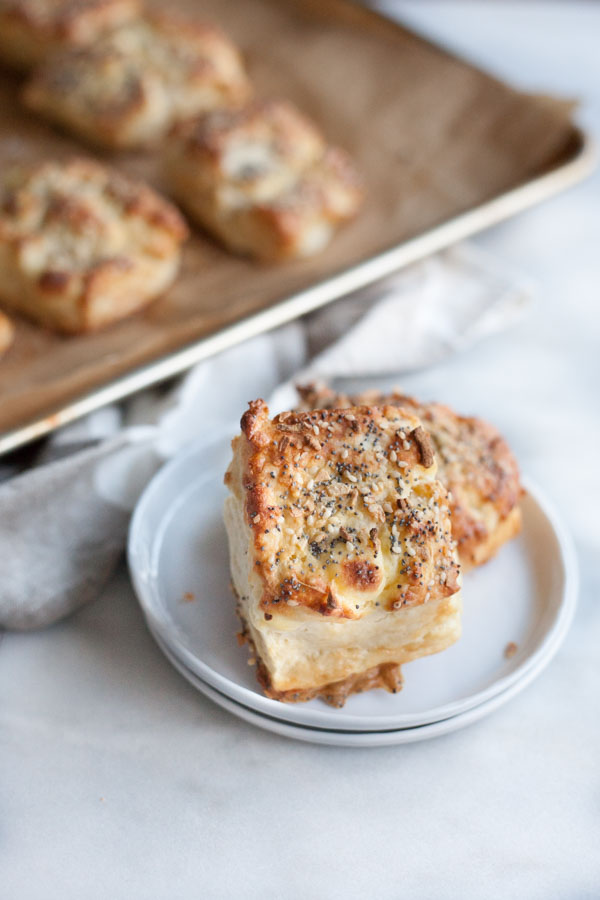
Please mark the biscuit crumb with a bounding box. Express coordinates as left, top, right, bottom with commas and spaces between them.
182, 591, 195, 603
504, 641, 518, 659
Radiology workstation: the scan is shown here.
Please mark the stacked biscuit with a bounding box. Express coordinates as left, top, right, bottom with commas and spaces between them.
224, 389, 522, 706
0, 0, 363, 355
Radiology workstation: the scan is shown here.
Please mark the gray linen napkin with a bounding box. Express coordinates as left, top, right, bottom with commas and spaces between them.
0, 244, 533, 629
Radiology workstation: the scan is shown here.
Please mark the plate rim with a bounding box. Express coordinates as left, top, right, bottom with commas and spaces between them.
128, 438, 578, 731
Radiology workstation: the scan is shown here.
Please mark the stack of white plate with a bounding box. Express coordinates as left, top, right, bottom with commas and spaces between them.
128, 440, 577, 748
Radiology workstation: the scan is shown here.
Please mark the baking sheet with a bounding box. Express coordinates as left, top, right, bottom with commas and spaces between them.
0, 0, 594, 453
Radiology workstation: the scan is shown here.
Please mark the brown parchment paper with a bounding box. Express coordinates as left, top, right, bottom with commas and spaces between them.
0, 0, 581, 439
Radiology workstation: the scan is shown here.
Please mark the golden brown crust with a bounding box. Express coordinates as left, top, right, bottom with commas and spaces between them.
23, 13, 252, 148
259, 661, 404, 708
465, 505, 522, 571
262, 663, 404, 707
178, 100, 325, 173
296, 384, 523, 570
0, 0, 139, 69
230, 399, 460, 620
0, 157, 188, 333
0, 309, 14, 358
164, 100, 363, 261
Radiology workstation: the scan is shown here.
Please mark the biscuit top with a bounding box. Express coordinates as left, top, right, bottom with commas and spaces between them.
0, 0, 137, 41
404, 396, 521, 526
176, 100, 326, 202
296, 384, 522, 550
0, 157, 188, 277
226, 400, 460, 621
25, 13, 251, 119
106, 15, 249, 97
171, 100, 363, 235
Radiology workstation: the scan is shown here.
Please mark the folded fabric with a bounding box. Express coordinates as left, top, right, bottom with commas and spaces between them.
0, 244, 533, 629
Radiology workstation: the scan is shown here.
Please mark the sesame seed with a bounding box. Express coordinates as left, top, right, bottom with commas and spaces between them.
345, 541, 354, 553
341, 448, 349, 459
253, 514, 260, 523
307, 514, 315, 525
313, 424, 320, 435
389, 450, 397, 462
345, 414, 356, 421
346, 473, 358, 483
403, 440, 411, 450
407, 546, 416, 557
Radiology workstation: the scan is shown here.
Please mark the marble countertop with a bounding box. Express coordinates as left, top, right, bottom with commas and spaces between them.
2, 3, 599, 898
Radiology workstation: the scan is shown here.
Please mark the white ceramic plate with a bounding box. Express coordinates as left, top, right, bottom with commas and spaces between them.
128, 438, 577, 733
148, 624, 569, 748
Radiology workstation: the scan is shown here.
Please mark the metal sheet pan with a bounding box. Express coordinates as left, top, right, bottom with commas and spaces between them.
0, 0, 595, 455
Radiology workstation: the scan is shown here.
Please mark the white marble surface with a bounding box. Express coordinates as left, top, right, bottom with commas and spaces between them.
2, 3, 600, 898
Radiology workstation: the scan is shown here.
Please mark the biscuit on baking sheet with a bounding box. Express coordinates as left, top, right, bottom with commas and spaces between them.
22, 13, 252, 148
0, 0, 139, 70
0, 310, 14, 358
164, 100, 363, 261
296, 384, 523, 571
224, 400, 462, 706
0, 157, 188, 333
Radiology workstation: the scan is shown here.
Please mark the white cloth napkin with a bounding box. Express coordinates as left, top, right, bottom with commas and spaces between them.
0, 243, 533, 630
